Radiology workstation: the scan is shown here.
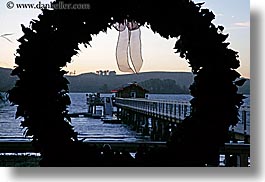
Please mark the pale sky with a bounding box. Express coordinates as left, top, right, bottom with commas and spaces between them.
0, 0, 250, 78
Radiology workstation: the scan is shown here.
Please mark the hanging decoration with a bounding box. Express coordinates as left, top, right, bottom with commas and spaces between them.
113, 20, 143, 73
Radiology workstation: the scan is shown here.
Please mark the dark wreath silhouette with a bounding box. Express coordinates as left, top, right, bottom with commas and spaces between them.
8, 0, 246, 166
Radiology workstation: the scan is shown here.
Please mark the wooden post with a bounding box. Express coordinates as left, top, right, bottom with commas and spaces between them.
184, 105, 187, 117
117, 107, 120, 120
123, 109, 128, 124
240, 154, 249, 167
156, 120, 161, 141
161, 121, 166, 141
88, 105, 91, 114
174, 104, 177, 118
242, 110, 248, 143
178, 104, 181, 119
164, 121, 170, 140
151, 118, 157, 140
135, 113, 140, 133
93, 105, 96, 114
128, 111, 133, 126
143, 116, 149, 136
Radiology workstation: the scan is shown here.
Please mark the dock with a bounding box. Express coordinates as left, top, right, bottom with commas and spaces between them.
0, 96, 250, 166
68, 94, 250, 142
61, 89, 250, 166
114, 97, 250, 142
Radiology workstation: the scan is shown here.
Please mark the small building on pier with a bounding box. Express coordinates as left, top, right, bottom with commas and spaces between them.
113, 82, 149, 98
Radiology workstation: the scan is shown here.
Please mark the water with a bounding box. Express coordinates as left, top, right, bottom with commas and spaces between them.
0, 93, 250, 142
0, 102, 24, 139
0, 93, 145, 142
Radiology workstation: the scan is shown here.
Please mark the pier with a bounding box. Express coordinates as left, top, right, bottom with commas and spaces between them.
46, 87, 250, 166
114, 97, 250, 143
69, 92, 250, 143
115, 97, 191, 140
69, 83, 250, 144
0, 92, 250, 166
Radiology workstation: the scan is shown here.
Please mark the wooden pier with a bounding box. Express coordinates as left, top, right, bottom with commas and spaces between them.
0, 97, 250, 167
115, 98, 190, 121
114, 97, 190, 140
114, 97, 250, 142
47, 93, 250, 166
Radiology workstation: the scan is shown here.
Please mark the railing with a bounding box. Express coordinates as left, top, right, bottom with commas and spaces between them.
115, 97, 191, 121
233, 105, 251, 136
116, 98, 250, 119
115, 98, 250, 135
220, 143, 250, 167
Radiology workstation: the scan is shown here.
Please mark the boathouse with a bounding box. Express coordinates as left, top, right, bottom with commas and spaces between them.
113, 82, 149, 98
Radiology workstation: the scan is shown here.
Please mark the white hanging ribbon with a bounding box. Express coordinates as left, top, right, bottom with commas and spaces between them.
114, 20, 143, 73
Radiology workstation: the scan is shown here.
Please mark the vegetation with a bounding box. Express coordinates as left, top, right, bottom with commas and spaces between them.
139, 79, 189, 94
1, 67, 250, 94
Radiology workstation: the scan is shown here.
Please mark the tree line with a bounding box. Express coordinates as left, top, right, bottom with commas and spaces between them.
139, 78, 190, 94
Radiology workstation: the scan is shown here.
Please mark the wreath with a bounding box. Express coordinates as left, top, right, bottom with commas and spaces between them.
8, 0, 246, 166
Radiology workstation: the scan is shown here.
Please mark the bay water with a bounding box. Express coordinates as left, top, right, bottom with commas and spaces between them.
0, 93, 250, 142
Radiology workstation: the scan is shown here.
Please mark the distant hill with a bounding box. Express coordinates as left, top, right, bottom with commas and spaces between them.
66, 71, 194, 93
238, 79, 250, 95
0, 67, 250, 94
0, 67, 17, 92
138, 78, 190, 94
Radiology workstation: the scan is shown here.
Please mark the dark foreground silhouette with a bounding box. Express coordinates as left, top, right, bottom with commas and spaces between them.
38, 142, 212, 167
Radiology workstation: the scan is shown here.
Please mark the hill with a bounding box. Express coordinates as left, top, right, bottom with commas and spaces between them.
0, 67, 17, 92
0, 67, 250, 94
238, 79, 250, 95
66, 71, 194, 93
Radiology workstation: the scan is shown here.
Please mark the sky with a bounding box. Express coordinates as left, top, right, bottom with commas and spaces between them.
0, 0, 250, 78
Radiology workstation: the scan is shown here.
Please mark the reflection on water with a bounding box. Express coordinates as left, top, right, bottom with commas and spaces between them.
72, 117, 144, 142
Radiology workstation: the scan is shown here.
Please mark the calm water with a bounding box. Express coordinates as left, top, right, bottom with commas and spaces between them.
0, 93, 250, 142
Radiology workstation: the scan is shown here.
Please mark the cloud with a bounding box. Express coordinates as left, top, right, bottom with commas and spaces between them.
225, 21, 250, 31
234, 21, 250, 27
216, 13, 224, 17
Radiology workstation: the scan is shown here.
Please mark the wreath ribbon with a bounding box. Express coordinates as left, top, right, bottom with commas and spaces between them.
113, 20, 143, 73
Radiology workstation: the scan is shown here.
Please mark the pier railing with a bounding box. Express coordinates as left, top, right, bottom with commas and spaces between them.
115, 97, 191, 121
115, 98, 250, 120
115, 98, 250, 138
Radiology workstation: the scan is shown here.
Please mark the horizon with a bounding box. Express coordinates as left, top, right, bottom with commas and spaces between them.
0, 66, 251, 79
0, 0, 250, 78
